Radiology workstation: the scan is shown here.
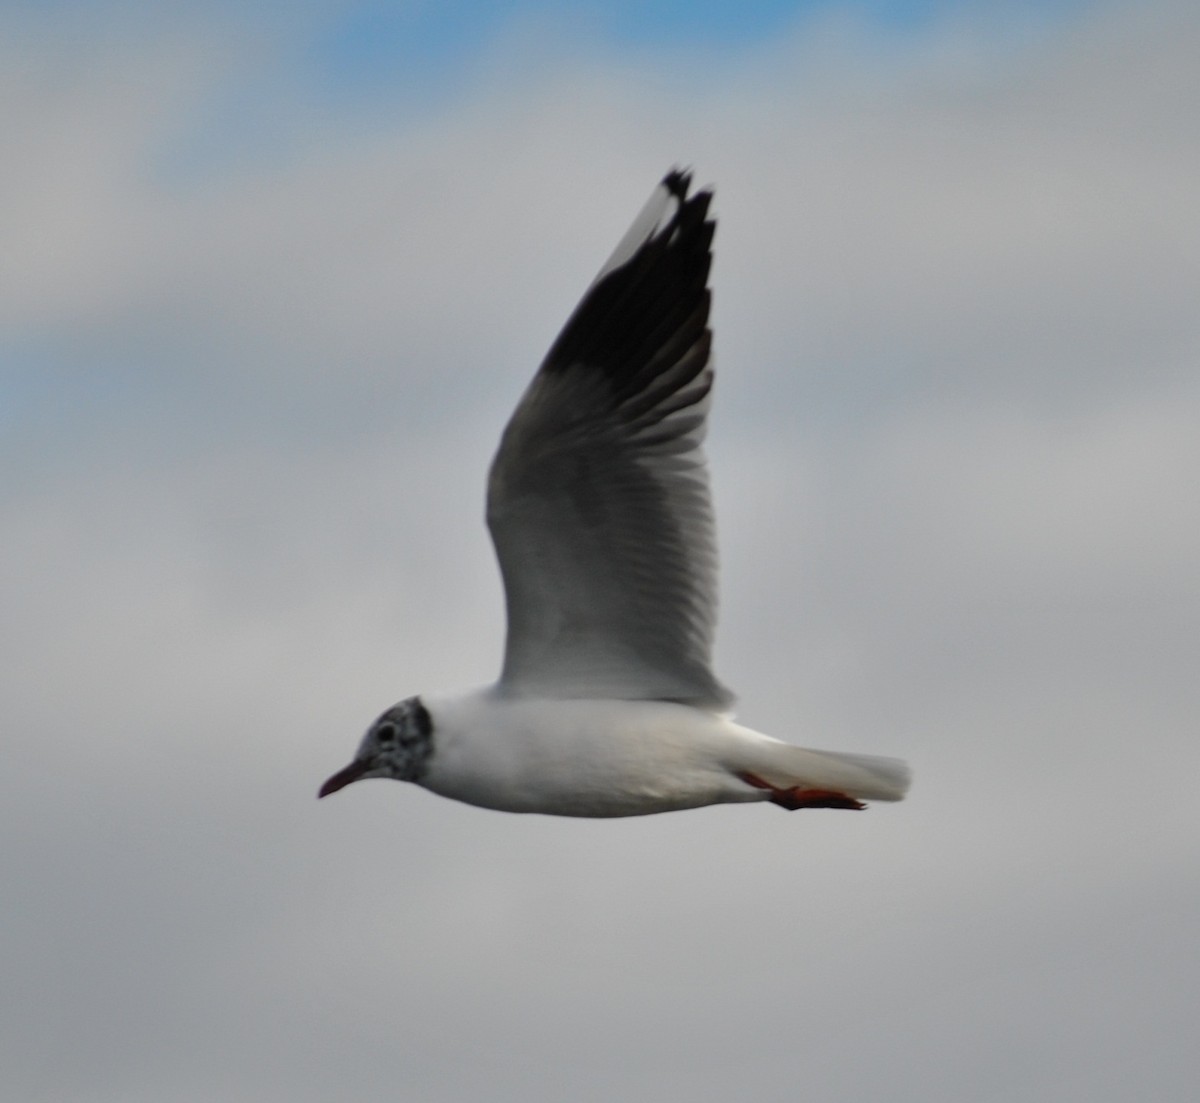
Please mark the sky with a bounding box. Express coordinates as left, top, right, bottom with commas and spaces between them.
3, 1, 1199, 1100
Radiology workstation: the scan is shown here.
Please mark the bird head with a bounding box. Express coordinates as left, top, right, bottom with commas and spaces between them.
318, 696, 434, 797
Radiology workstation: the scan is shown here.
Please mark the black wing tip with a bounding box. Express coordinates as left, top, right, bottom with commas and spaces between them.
635, 167, 714, 273
663, 167, 692, 196
661, 166, 713, 223
662, 166, 711, 200
538, 166, 716, 383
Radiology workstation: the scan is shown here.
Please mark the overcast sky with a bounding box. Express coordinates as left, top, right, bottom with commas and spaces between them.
4, 2, 1199, 1100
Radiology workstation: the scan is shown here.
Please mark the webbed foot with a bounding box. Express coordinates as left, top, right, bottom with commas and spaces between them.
739, 772, 866, 811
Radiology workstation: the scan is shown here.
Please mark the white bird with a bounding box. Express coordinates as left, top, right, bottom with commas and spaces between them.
319, 170, 910, 817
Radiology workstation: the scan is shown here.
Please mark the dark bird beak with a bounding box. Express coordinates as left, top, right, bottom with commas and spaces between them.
318, 759, 369, 798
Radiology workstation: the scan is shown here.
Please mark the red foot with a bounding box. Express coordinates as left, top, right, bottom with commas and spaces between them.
739, 772, 866, 811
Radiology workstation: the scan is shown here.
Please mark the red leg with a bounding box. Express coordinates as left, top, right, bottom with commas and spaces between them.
739, 771, 866, 811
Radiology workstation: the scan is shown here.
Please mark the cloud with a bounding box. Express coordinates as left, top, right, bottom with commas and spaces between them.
3, 3, 1198, 1101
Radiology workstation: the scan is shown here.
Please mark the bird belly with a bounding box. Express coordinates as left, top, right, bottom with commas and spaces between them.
417, 693, 761, 818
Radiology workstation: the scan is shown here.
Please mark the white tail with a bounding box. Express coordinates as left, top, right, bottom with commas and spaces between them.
753, 742, 911, 803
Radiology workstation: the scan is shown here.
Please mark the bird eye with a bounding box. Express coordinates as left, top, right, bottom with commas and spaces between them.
376, 723, 397, 743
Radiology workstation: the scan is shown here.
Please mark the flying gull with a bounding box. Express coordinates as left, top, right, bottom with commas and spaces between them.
319, 170, 910, 817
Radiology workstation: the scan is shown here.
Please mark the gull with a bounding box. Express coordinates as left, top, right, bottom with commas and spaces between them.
319, 170, 910, 817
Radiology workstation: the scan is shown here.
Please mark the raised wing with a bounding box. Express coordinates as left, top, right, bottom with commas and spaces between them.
486, 170, 733, 710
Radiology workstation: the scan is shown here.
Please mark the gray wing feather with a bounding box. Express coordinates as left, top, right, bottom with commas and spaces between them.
486, 171, 733, 710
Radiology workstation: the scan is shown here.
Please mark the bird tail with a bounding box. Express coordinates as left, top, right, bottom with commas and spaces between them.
744, 741, 911, 804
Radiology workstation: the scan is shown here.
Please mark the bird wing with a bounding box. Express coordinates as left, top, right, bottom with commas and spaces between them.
486, 170, 733, 710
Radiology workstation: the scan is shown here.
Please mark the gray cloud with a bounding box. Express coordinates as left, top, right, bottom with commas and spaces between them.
4, 3, 1199, 1101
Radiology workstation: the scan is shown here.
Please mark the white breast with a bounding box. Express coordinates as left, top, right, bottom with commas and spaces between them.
416, 688, 762, 817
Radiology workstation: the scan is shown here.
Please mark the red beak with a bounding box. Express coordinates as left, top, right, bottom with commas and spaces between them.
318, 759, 369, 798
